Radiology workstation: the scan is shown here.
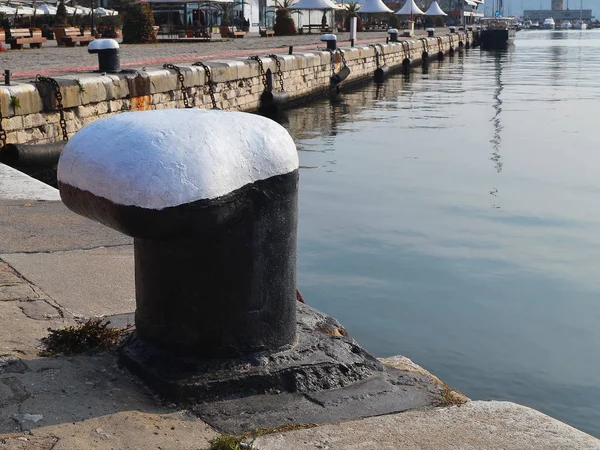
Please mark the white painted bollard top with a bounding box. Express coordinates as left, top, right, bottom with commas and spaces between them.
57, 109, 299, 210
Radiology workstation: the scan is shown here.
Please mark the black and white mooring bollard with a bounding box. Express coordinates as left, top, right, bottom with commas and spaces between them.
387, 28, 399, 42
321, 33, 337, 50
427, 28, 435, 37
449, 26, 456, 33
57, 109, 299, 357
88, 38, 120, 73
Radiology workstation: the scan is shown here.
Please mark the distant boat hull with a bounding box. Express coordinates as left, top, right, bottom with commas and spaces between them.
573, 22, 587, 30
480, 29, 516, 49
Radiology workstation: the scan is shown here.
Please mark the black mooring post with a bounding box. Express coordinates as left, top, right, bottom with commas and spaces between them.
289, 45, 293, 55
4, 70, 10, 86
57, 109, 300, 358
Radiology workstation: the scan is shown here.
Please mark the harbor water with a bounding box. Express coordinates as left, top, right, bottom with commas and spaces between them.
283, 30, 600, 437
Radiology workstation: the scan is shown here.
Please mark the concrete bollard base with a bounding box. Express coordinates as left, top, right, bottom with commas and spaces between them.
119, 302, 452, 433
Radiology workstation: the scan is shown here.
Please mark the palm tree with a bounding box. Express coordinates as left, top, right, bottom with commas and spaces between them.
344, 1, 363, 31
270, 0, 299, 35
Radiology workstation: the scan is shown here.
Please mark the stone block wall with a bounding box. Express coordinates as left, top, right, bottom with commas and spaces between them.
0, 32, 470, 145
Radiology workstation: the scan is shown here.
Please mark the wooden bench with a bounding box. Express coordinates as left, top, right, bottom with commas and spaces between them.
259, 26, 275, 37
228, 27, 246, 38
300, 24, 333, 35
6, 28, 46, 49
62, 27, 94, 47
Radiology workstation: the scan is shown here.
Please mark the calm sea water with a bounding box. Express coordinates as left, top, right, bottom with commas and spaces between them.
281, 31, 600, 437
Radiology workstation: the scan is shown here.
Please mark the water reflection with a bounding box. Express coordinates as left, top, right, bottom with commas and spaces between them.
489, 51, 504, 176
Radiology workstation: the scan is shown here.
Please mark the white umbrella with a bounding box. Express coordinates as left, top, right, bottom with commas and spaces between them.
424, 0, 446, 15
94, 6, 109, 15
75, 5, 91, 14
394, 0, 424, 15
358, 0, 392, 13
10, 3, 36, 15
0, 4, 16, 13
37, 3, 57, 14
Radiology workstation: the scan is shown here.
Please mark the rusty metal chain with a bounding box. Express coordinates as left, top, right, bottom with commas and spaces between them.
437, 36, 443, 52
267, 54, 285, 92
401, 40, 410, 58
378, 44, 387, 66
36, 74, 68, 141
370, 44, 381, 69
0, 94, 6, 148
249, 56, 268, 90
163, 63, 191, 108
328, 48, 336, 76
192, 62, 218, 109
338, 49, 348, 68
421, 38, 429, 53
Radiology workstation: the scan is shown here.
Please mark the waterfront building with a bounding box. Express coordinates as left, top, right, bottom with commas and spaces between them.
523, 8, 592, 21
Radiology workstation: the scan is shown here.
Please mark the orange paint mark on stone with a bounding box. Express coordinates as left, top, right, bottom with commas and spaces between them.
131, 95, 152, 111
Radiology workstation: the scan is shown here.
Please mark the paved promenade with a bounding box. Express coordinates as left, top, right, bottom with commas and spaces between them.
1, 162, 600, 448
2, 31, 434, 79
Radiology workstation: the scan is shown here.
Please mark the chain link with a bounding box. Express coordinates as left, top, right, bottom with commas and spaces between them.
249, 56, 268, 91
267, 54, 285, 92
338, 49, 348, 67
0, 93, 6, 148
379, 44, 387, 66
401, 40, 410, 58
36, 75, 68, 141
163, 63, 191, 108
192, 62, 218, 109
328, 48, 336, 76
370, 44, 381, 69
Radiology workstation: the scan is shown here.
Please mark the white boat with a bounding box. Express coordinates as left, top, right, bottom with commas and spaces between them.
560, 21, 572, 29
573, 0, 587, 29
542, 17, 555, 29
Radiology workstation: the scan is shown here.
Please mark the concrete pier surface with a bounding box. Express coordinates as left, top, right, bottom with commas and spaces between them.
1, 166, 599, 449
4, 30, 435, 79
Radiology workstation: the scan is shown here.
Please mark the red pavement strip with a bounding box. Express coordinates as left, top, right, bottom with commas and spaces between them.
13, 37, 388, 79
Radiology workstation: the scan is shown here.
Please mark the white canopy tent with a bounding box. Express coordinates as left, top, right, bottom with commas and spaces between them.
394, 0, 424, 15
358, 0, 392, 14
424, 0, 446, 15
290, 0, 337, 30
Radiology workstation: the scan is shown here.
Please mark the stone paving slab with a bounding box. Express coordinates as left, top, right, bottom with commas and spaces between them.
2, 246, 135, 318
0, 199, 131, 254
0, 164, 60, 202
253, 401, 600, 450
0, 354, 217, 449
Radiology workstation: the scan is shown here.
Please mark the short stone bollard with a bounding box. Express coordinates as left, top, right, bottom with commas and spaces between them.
321, 33, 337, 50
88, 39, 120, 73
57, 109, 300, 358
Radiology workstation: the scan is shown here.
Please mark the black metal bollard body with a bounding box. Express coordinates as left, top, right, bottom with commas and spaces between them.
57, 109, 300, 358
387, 28, 399, 42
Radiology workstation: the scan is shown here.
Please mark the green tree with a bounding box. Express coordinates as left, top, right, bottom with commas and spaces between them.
271, 0, 298, 35
122, 3, 156, 44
